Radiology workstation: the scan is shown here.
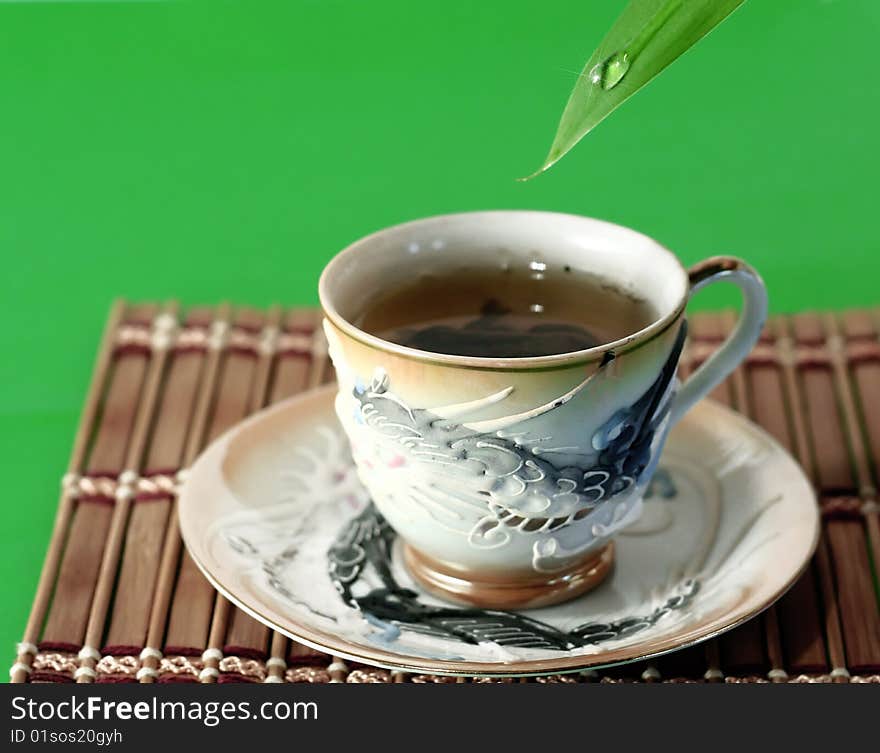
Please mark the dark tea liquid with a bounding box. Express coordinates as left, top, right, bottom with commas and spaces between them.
358, 265, 657, 358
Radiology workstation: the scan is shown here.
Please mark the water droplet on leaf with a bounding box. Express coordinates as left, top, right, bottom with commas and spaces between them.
590, 51, 630, 90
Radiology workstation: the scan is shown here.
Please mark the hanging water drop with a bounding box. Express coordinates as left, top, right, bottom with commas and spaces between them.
588, 0, 682, 92
590, 51, 631, 90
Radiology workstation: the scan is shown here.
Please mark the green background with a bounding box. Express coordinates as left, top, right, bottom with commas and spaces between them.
1, 0, 878, 661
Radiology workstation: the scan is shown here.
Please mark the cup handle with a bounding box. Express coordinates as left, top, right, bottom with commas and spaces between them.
669, 256, 768, 425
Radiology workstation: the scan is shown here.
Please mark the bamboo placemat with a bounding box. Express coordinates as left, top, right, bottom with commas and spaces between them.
9, 302, 880, 684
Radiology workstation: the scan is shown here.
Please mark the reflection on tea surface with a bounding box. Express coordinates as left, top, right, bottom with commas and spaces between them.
359, 264, 656, 358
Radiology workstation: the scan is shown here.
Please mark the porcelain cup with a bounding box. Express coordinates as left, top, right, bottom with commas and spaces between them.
319, 211, 767, 609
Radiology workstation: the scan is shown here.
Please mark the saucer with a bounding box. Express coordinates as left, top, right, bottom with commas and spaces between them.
178, 384, 819, 677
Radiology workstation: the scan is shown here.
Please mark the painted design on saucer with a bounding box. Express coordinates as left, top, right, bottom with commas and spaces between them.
327, 502, 699, 651
205, 423, 793, 663
342, 325, 687, 567
208, 419, 735, 660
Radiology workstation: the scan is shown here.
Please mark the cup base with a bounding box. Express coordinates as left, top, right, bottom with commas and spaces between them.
402, 542, 614, 610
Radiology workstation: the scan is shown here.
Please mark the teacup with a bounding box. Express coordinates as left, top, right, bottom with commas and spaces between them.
319, 211, 767, 609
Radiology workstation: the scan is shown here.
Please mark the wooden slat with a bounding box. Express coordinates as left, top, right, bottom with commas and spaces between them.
744, 317, 826, 676
739, 317, 789, 679
776, 574, 828, 674
840, 309, 880, 671
764, 331, 827, 676
38, 506, 114, 648
102, 504, 171, 651
842, 310, 880, 486
786, 314, 850, 680
102, 309, 211, 654
139, 305, 231, 682
164, 309, 263, 656
822, 313, 880, 673
826, 521, 880, 672
143, 307, 216, 471
793, 314, 856, 494
39, 305, 156, 651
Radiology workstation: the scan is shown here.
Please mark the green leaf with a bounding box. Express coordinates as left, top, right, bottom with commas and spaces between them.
525, 0, 746, 179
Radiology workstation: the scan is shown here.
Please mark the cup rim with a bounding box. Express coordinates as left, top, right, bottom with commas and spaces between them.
319, 210, 689, 370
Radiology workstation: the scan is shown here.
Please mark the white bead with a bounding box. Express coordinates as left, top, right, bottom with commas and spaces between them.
259, 326, 280, 355
153, 313, 177, 332
114, 485, 134, 501
201, 648, 223, 662
208, 321, 229, 350
77, 646, 101, 662
10, 662, 32, 677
